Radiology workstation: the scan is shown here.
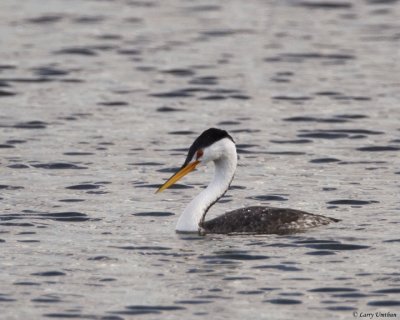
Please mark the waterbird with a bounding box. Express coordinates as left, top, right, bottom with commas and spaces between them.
157, 128, 339, 235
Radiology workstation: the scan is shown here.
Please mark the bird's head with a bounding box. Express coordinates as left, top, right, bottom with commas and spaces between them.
156, 128, 235, 193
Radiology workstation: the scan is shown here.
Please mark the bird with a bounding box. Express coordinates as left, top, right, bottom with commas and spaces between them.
156, 128, 339, 235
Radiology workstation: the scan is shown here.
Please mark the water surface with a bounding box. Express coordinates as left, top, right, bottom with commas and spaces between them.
1, 0, 400, 319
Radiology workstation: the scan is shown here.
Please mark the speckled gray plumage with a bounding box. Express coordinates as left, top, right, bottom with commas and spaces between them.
200, 206, 339, 235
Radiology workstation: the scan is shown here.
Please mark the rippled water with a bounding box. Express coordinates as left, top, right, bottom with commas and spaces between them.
1, 0, 400, 319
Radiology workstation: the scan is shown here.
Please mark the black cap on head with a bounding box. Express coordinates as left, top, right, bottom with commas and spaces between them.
182, 128, 234, 167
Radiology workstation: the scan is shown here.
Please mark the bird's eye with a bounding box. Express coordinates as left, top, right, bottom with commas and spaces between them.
196, 149, 204, 160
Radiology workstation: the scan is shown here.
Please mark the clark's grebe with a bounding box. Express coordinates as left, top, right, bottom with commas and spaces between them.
157, 128, 339, 235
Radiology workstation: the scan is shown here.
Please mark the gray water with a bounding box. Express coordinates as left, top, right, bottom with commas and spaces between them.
1, 0, 400, 319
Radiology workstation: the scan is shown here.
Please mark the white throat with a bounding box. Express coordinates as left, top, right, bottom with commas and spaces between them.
175, 138, 237, 233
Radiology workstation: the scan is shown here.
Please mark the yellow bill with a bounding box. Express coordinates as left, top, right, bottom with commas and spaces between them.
156, 160, 200, 193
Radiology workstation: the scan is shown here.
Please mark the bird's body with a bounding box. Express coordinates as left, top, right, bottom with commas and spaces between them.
201, 206, 339, 235
157, 128, 339, 235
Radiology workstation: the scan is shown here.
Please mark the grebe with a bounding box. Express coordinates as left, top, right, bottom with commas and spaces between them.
157, 128, 339, 235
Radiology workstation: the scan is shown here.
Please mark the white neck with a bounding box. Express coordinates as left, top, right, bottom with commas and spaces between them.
175, 139, 237, 233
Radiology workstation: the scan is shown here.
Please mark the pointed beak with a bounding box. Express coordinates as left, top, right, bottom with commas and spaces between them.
156, 160, 200, 193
